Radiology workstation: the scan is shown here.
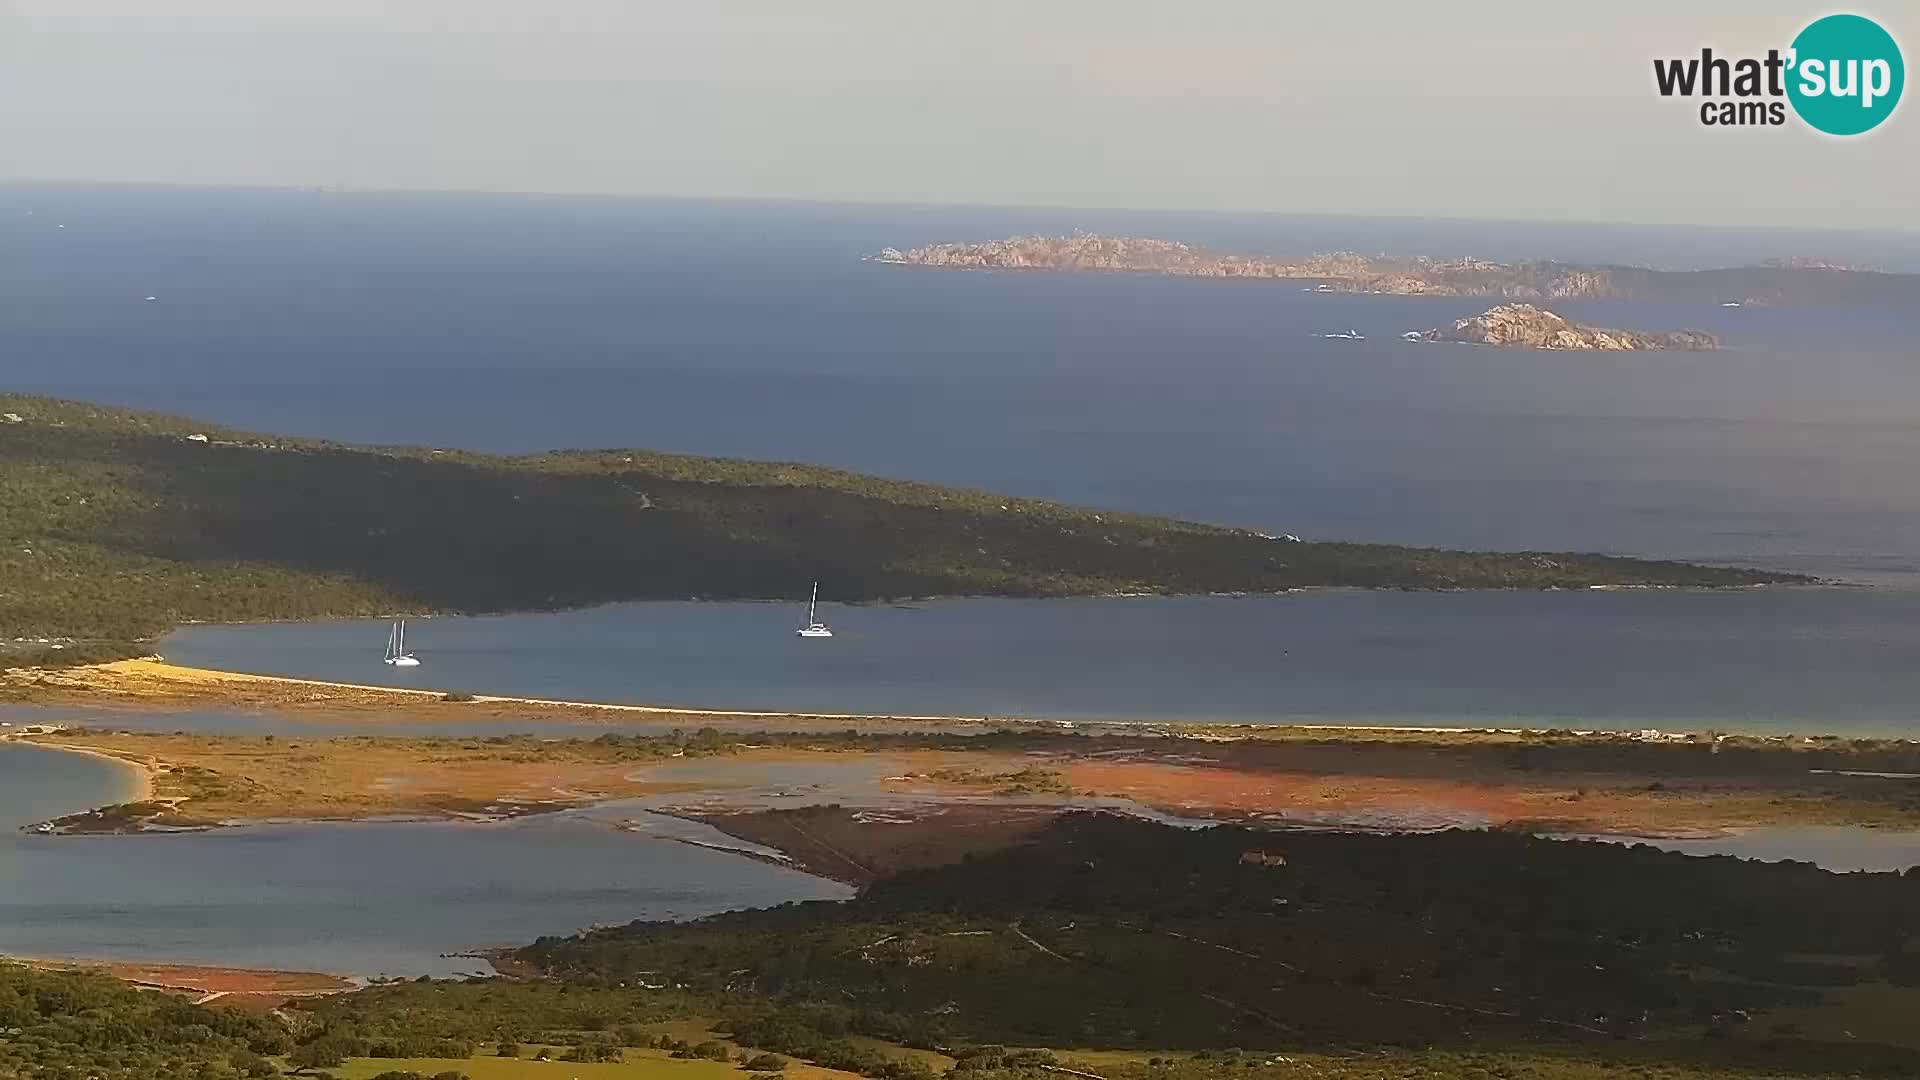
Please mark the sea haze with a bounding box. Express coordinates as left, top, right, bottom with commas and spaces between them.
4, 184, 1920, 585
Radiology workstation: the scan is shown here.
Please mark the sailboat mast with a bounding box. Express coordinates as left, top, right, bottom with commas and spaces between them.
397, 619, 405, 655
808, 582, 818, 623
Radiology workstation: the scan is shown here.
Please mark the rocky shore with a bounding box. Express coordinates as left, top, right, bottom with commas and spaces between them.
1415, 304, 1718, 351
873, 234, 1552, 294
873, 233, 1915, 306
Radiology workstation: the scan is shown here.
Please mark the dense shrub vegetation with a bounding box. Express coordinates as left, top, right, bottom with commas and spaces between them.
0, 394, 1798, 653
520, 815, 1920, 1075
0, 963, 288, 1079
6, 815, 1919, 1079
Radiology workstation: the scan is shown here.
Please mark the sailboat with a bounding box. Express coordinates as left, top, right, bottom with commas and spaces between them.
795, 582, 833, 638
383, 618, 421, 666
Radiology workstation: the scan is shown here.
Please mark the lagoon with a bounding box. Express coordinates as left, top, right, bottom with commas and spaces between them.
159, 589, 1920, 738
0, 744, 850, 977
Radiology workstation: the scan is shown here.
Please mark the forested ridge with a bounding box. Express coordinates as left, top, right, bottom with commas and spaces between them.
521, 814, 1920, 1066
8, 816, 1918, 1079
0, 393, 1802, 662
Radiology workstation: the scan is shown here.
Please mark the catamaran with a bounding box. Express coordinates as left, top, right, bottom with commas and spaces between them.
383, 618, 421, 666
796, 582, 833, 638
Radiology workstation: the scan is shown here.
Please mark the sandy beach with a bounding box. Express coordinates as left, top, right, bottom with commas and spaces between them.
6, 657, 1723, 742
10, 655, 1920, 841
0, 729, 155, 803
9, 660, 1920, 1008
42, 741, 155, 802
5, 658, 1074, 733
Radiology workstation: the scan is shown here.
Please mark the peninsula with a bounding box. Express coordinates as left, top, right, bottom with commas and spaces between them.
873, 233, 1919, 306
9, 669, 1920, 1080
0, 394, 1805, 667
1415, 304, 1718, 351
16, 695, 1920, 837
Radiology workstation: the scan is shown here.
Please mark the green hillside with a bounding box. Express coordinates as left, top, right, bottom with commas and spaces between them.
515, 814, 1920, 1076
0, 393, 1803, 661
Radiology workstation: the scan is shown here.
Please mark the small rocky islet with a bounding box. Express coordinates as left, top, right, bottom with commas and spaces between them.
872, 236, 1718, 351
1412, 303, 1719, 351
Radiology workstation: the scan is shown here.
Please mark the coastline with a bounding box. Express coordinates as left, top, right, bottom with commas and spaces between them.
0, 730, 155, 804
5, 658, 1059, 731
11, 656, 1906, 743
5, 954, 355, 1002
12, 689, 1920, 996
45, 741, 156, 803
10, 653, 1920, 846
16, 699, 1920, 842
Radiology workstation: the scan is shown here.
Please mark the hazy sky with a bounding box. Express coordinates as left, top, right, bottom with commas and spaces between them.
2, 1, 1913, 229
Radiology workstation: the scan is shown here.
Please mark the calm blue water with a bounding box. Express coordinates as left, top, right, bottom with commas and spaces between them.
0, 743, 140, 820
0, 743, 849, 976
0, 705, 656, 740
157, 591, 1920, 737
12, 186, 1920, 970
1570, 829, 1920, 875
5, 184, 1920, 584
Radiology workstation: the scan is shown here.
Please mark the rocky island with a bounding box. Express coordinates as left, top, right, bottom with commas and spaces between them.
1414, 304, 1718, 351
873, 233, 1917, 306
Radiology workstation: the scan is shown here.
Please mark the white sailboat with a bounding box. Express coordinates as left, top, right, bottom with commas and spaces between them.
796, 582, 833, 638
383, 618, 421, 666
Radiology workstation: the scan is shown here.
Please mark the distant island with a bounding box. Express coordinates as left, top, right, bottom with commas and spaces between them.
0, 393, 1807, 668
873, 233, 1918, 306
1414, 304, 1718, 351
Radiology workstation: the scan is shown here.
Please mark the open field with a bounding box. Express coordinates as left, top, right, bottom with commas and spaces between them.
684, 804, 1070, 884
332, 1055, 742, 1080
332, 1039, 871, 1080
11, 729, 733, 827
346, 1020, 938, 1080
17, 957, 353, 1006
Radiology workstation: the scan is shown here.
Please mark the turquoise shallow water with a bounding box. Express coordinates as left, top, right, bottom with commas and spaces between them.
160, 590, 1920, 738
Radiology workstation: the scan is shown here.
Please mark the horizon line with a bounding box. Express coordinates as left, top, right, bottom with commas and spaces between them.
3, 175, 1916, 240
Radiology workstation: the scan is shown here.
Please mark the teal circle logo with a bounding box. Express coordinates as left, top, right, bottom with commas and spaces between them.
1787, 14, 1904, 135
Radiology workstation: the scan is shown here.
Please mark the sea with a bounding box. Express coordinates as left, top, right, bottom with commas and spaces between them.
5, 183, 1920, 586
157, 590, 1920, 737
5, 183, 1920, 973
